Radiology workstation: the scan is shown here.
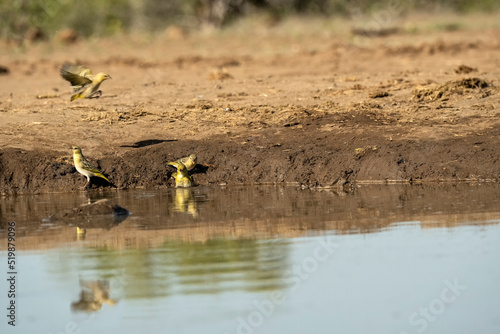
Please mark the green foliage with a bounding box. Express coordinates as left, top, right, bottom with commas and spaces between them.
0, 0, 499, 41
0, 0, 133, 41
65, 0, 133, 37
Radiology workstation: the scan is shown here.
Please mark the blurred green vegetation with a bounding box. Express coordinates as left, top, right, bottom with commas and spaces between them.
1, 0, 499, 42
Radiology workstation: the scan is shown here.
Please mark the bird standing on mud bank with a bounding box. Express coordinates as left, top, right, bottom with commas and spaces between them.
167, 161, 194, 188
71, 146, 114, 189
60, 63, 111, 101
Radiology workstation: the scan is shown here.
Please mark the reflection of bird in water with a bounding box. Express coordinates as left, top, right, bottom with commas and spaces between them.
167, 161, 194, 188
175, 154, 197, 171
71, 280, 117, 312
173, 188, 199, 218
71, 146, 114, 189
60, 63, 112, 101
76, 226, 86, 240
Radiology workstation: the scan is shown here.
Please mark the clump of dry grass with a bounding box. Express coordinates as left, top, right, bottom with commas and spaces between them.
207, 68, 233, 81
412, 77, 490, 101
81, 108, 151, 123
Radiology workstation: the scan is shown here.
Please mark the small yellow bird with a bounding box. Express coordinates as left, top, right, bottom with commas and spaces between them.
60, 63, 111, 101
176, 154, 198, 171
71, 146, 113, 189
167, 161, 194, 188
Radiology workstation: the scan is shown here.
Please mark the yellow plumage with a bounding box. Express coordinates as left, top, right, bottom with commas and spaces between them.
173, 188, 199, 218
175, 154, 197, 171
71, 146, 113, 189
167, 161, 194, 188
60, 63, 111, 101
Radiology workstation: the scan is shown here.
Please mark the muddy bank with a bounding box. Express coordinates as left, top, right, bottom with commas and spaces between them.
1, 119, 499, 195
1, 17, 500, 194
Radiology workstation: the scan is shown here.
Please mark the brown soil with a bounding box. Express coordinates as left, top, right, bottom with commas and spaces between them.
1, 16, 500, 194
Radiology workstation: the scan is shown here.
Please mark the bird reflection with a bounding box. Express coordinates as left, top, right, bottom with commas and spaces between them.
76, 226, 86, 241
173, 188, 199, 218
71, 279, 118, 312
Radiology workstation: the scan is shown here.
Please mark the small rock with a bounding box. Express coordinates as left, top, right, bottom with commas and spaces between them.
57, 28, 79, 44
25, 27, 46, 42
164, 25, 188, 40
207, 68, 233, 81
369, 91, 389, 98
454, 65, 477, 74
46, 199, 130, 228
0, 65, 9, 75
76, 199, 129, 216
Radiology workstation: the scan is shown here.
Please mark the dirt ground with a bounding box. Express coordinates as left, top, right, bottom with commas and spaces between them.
1, 15, 500, 194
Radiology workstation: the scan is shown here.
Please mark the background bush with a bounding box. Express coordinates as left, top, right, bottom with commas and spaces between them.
1, 0, 499, 42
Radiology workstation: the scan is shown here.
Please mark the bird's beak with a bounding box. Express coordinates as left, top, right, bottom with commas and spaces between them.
108, 75, 112, 79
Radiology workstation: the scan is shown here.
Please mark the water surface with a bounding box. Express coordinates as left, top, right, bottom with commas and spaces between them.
1, 184, 500, 334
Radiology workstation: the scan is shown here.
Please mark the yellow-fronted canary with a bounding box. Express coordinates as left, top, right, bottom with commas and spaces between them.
175, 154, 198, 171
71, 146, 113, 189
60, 63, 111, 101
167, 161, 194, 188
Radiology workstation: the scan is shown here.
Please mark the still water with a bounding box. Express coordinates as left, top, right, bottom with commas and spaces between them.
1, 184, 500, 334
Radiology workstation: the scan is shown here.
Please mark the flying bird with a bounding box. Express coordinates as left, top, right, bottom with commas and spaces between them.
60, 63, 111, 101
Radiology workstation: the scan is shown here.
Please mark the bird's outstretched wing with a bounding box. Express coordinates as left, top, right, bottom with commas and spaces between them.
60, 63, 93, 89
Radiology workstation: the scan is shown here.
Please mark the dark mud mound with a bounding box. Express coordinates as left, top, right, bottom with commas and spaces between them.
1, 122, 500, 195
0, 149, 74, 195
46, 199, 129, 228
48, 199, 129, 219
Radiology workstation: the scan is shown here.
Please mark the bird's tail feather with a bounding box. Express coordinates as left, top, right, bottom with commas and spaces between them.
94, 172, 109, 182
